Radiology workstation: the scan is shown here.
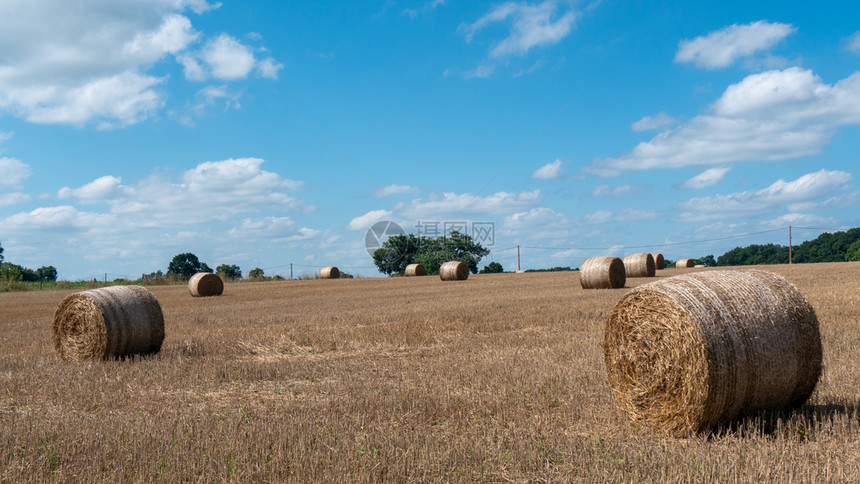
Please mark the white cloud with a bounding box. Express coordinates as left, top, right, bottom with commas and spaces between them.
257, 57, 284, 79
3, 205, 116, 231
503, 206, 569, 230
348, 210, 394, 231
759, 213, 839, 230
0, 192, 30, 207
375, 184, 419, 197
201, 34, 256, 80
588, 68, 860, 175
675, 20, 795, 69
682, 167, 730, 189
583, 208, 659, 225
0, 1, 276, 127
531, 159, 562, 179
631, 112, 677, 132
396, 190, 541, 220
846, 32, 860, 53
459, 1, 577, 77
677, 169, 853, 222
403, 0, 446, 18
0, 158, 32, 186
590, 184, 639, 197
787, 191, 860, 212
229, 216, 320, 241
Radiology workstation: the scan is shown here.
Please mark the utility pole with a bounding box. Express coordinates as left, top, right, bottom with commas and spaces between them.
517, 245, 521, 271
789, 225, 793, 264
290, 263, 293, 280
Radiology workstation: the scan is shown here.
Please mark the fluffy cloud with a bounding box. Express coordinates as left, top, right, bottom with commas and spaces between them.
375, 184, 419, 197
631, 112, 677, 132
682, 167, 730, 189
675, 20, 795, 69
348, 210, 394, 231
0, 158, 32, 186
588, 68, 860, 175
590, 184, 640, 197
460, 1, 577, 76
531, 159, 562, 179
395, 190, 541, 220
584, 209, 659, 225
848, 32, 860, 53
0, 1, 278, 127
677, 169, 853, 222
0, 193, 31, 207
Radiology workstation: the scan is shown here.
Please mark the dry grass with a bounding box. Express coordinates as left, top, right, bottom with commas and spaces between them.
2, 263, 860, 482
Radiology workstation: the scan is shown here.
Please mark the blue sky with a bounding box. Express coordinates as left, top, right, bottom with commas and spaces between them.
1, 0, 859, 279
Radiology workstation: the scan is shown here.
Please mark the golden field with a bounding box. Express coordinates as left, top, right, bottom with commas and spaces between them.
2, 263, 860, 482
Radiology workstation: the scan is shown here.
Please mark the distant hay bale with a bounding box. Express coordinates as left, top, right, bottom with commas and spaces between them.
439, 261, 469, 281
405, 263, 426, 277
320, 266, 340, 279
651, 253, 665, 270
623, 253, 656, 278
603, 270, 822, 436
580, 257, 626, 289
188, 272, 223, 297
515, 270, 527, 274
676, 259, 694, 268
52, 285, 165, 361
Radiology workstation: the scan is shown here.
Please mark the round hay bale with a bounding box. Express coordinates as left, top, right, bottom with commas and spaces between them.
603, 270, 822, 436
188, 272, 223, 297
405, 263, 426, 277
52, 285, 165, 361
651, 253, 665, 270
515, 270, 527, 274
676, 258, 695, 268
623, 253, 656, 278
580, 257, 626, 289
320, 266, 340, 279
439, 261, 469, 281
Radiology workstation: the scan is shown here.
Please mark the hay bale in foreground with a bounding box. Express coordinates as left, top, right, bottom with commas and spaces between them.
320, 266, 340, 279
580, 257, 626, 289
623, 253, 656, 278
52, 285, 165, 361
439, 261, 469, 281
603, 270, 822, 436
405, 263, 426, 277
675, 258, 694, 268
651, 253, 665, 270
188, 272, 223, 297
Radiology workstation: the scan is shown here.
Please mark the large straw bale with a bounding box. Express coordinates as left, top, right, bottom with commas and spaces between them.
623, 253, 656, 278
52, 285, 165, 361
439, 261, 469, 281
651, 253, 665, 270
603, 270, 822, 436
188, 272, 223, 297
405, 263, 426, 277
320, 266, 340, 279
676, 258, 694, 268
580, 257, 626, 289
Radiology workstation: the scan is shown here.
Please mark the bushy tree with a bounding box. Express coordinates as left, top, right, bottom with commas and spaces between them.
248, 268, 265, 279
373, 231, 490, 275
167, 253, 210, 279
216, 264, 242, 280
36, 266, 58, 282
694, 255, 716, 267
479, 261, 504, 274
848, 240, 860, 261
0, 262, 21, 281
0, 241, 4, 264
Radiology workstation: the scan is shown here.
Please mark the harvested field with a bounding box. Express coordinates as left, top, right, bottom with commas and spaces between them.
2, 263, 860, 481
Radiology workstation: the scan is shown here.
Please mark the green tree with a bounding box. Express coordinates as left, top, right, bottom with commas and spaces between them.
694, 255, 716, 267
373, 231, 489, 275
167, 253, 209, 279
0, 262, 22, 281
847, 240, 860, 261
216, 264, 242, 280
479, 261, 504, 274
0, 241, 4, 264
36, 266, 58, 282
248, 268, 265, 279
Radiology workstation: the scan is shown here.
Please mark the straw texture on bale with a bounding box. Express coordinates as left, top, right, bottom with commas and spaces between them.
439, 261, 469, 281
603, 270, 822, 436
676, 258, 694, 268
405, 263, 426, 277
52, 285, 165, 361
320, 266, 340, 279
651, 253, 665, 270
623, 253, 656, 278
188, 272, 223, 297
580, 257, 626, 289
